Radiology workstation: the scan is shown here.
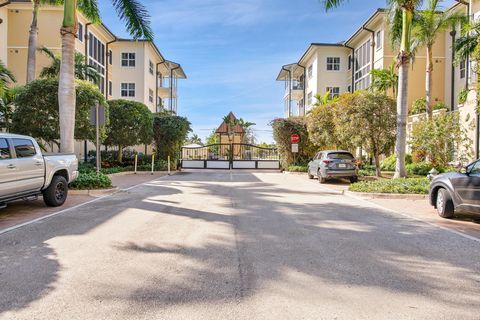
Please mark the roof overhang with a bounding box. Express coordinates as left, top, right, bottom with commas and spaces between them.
344, 8, 386, 46
276, 63, 303, 81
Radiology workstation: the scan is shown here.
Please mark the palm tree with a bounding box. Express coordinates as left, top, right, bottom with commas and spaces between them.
187, 134, 203, 145
58, 0, 153, 153
0, 60, 16, 97
39, 47, 100, 81
0, 60, 16, 132
26, 0, 62, 83
238, 118, 256, 144
412, 0, 465, 121
370, 62, 399, 97
455, 20, 480, 97
322, 0, 423, 178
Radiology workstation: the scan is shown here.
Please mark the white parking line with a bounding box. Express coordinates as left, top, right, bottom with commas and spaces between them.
0, 175, 167, 236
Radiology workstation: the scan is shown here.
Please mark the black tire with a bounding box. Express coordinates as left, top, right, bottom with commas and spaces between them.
43, 175, 68, 207
308, 169, 314, 179
436, 188, 454, 219
318, 171, 326, 184
350, 176, 358, 183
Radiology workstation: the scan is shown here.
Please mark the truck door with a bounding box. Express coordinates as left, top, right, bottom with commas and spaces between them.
0, 138, 18, 198
11, 138, 45, 193
451, 160, 480, 210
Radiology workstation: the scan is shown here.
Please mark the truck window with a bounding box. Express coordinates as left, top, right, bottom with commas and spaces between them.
12, 138, 37, 158
0, 139, 11, 159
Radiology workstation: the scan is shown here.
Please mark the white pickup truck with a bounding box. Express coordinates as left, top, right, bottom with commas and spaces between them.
0, 133, 79, 208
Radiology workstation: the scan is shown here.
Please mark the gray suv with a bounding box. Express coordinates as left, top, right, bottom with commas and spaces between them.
308, 150, 358, 183
429, 159, 480, 218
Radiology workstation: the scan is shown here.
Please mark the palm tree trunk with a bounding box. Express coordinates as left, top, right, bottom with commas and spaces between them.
425, 45, 433, 121
26, 0, 40, 84
394, 58, 409, 178
58, 0, 77, 153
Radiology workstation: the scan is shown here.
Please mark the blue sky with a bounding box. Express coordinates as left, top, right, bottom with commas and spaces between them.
99, 0, 456, 143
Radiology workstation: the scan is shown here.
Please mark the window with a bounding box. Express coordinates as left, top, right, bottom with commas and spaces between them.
0, 139, 11, 159
157, 97, 163, 112
460, 60, 466, 79
149, 60, 154, 75
307, 65, 313, 78
108, 50, 112, 65
347, 85, 352, 93
376, 30, 383, 50
326, 57, 340, 71
77, 23, 83, 42
149, 88, 154, 103
121, 83, 135, 97
12, 139, 36, 158
108, 80, 112, 96
307, 91, 313, 106
87, 33, 105, 93
121, 52, 136, 67
326, 87, 340, 100
348, 54, 352, 70
354, 40, 372, 90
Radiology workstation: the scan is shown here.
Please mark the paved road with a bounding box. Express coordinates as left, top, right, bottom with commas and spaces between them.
1, 171, 479, 319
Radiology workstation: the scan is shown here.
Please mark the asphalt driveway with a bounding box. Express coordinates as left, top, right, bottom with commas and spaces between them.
0, 170, 479, 319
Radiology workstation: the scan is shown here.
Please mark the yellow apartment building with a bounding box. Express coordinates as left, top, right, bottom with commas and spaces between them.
0, 0, 186, 159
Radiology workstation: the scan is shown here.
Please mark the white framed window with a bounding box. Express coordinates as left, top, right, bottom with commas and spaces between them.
121, 83, 135, 97
348, 54, 352, 70
307, 91, 313, 105
149, 60, 154, 75
460, 60, 466, 79
108, 49, 112, 65
121, 52, 136, 67
347, 85, 352, 93
88, 32, 105, 94
354, 39, 372, 90
77, 23, 83, 42
149, 88, 154, 103
376, 30, 383, 50
108, 81, 112, 96
326, 57, 340, 71
307, 65, 313, 78
326, 87, 340, 100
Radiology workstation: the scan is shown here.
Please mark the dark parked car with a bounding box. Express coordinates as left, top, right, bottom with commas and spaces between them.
429, 159, 480, 218
308, 150, 358, 183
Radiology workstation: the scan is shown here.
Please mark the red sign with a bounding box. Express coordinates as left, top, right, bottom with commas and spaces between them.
290, 134, 300, 144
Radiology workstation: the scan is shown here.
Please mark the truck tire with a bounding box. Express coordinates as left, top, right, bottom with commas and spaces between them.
43, 175, 68, 207
436, 188, 454, 219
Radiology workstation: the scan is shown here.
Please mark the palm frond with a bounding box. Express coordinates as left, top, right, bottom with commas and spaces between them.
77, 0, 101, 23
320, 0, 349, 11
41, 0, 64, 6
38, 46, 57, 61
112, 0, 153, 40
0, 60, 16, 84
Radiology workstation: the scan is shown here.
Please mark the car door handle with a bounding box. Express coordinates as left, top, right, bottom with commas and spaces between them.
35, 161, 43, 166
6, 164, 16, 169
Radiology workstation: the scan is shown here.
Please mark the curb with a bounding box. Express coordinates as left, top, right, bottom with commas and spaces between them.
107, 171, 171, 177
70, 187, 120, 197
283, 171, 307, 175
344, 190, 428, 200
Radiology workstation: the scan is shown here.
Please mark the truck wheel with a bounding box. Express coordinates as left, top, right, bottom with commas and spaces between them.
436, 188, 454, 219
43, 175, 68, 207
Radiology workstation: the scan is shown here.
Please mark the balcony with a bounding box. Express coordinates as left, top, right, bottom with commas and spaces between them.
284, 81, 304, 100
157, 86, 177, 99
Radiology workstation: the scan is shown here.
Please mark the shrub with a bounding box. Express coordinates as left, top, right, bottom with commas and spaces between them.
358, 168, 376, 177
287, 165, 308, 172
349, 178, 430, 194
70, 172, 112, 190
458, 88, 469, 105
380, 154, 412, 171
406, 162, 434, 176
153, 112, 191, 164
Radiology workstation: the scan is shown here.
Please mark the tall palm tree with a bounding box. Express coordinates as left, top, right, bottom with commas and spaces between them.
0, 60, 16, 97
39, 47, 100, 81
58, 0, 153, 153
412, 0, 465, 121
322, 0, 423, 178
0, 60, 16, 132
370, 62, 399, 97
455, 20, 480, 98
26, 0, 62, 83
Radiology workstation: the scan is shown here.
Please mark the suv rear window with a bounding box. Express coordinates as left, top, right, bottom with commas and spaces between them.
0, 139, 11, 159
327, 152, 354, 160
12, 138, 36, 158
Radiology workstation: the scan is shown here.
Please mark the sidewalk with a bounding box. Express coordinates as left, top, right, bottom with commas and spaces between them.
0, 172, 168, 232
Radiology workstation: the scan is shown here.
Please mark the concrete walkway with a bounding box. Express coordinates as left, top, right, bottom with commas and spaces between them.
1, 171, 479, 319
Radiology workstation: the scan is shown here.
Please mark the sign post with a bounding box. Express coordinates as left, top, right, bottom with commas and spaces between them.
290, 134, 300, 165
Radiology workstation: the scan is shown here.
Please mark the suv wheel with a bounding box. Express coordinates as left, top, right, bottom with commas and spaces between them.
307, 168, 314, 179
436, 188, 454, 219
43, 175, 68, 207
318, 171, 326, 184
350, 176, 358, 183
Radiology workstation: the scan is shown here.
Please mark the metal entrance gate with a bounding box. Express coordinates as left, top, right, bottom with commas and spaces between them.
181, 143, 280, 169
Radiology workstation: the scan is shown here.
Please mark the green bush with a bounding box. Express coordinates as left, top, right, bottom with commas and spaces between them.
79, 160, 168, 175
406, 162, 433, 176
287, 165, 308, 172
359, 168, 376, 177
349, 178, 430, 194
70, 172, 112, 190
380, 154, 412, 171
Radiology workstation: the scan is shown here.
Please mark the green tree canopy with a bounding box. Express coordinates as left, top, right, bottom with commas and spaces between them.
104, 99, 153, 162
11, 79, 107, 149
153, 113, 191, 163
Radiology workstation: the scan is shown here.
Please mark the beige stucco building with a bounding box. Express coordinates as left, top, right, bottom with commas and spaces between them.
278, 1, 480, 161
0, 0, 186, 159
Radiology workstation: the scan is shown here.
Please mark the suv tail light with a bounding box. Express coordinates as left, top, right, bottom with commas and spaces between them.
322, 160, 332, 165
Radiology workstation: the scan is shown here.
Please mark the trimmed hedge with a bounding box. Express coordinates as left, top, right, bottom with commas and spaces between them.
349, 178, 430, 194
70, 172, 112, 190
288, 165, 308, 172
78, 161, 167, 175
